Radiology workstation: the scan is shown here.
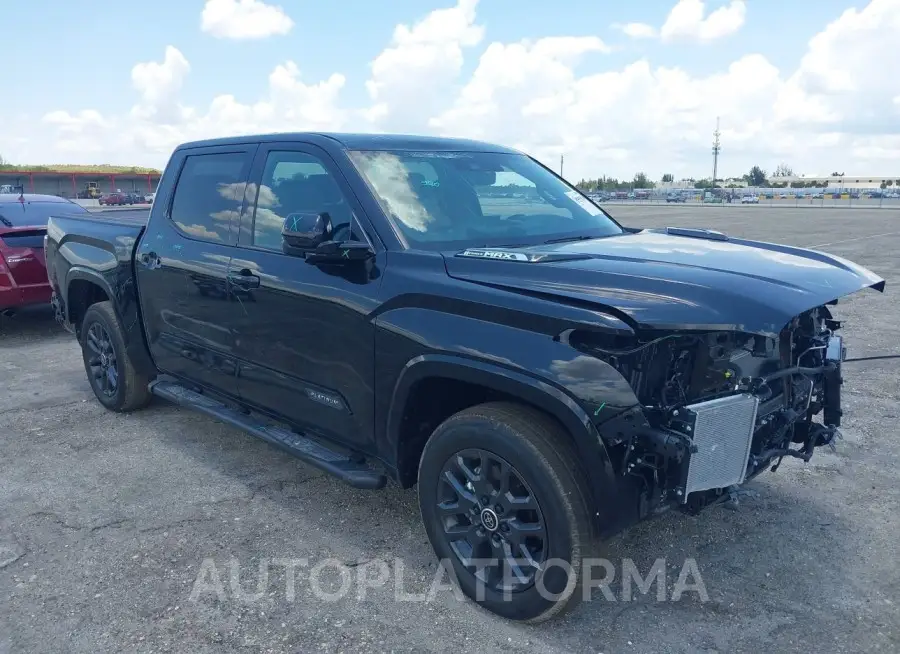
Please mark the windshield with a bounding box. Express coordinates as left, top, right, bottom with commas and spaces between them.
0, 200, 88, 227
348, 150, 623, 250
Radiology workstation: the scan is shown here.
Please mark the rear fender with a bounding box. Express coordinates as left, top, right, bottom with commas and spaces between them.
65, 265, 155, 379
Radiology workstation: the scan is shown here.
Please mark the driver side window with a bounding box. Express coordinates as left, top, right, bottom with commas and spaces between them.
252, 151, 358, 251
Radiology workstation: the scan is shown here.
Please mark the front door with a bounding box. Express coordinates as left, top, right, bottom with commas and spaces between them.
136, 145, 256, 397
230, 143, 385, 453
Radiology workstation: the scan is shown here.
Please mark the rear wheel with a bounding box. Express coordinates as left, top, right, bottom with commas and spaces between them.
80, 301, 152, 412
418, 402, 597, 623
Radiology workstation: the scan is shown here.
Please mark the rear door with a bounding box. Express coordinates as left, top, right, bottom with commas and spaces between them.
135, 144, 256, 398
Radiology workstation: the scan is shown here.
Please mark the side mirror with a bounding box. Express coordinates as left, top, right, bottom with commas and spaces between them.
305, 241, 375, 266
282, 212, 332, 250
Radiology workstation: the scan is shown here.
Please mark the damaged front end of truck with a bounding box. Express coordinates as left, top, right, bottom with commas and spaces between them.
570, 281, 884, 517
577, 302, 871, 517
450, 228, 887, 521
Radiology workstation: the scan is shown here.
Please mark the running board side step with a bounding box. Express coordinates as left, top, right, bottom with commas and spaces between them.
149, 380, 387, 490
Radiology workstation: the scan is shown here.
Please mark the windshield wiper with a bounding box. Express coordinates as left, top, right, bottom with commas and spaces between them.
543, 235, 597, 244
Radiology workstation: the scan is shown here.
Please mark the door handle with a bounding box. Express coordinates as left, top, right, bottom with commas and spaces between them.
140, 251, 161, 269
228, 269, 260, 289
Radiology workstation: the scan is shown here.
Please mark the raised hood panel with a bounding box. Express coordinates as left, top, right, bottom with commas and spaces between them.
444, 230, 885, 336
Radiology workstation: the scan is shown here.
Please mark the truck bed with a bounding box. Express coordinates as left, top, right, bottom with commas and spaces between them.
80, 208, 151, 226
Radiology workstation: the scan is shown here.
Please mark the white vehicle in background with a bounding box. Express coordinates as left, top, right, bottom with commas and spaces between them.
146, 192, 156, 204
741, 194, 759, 204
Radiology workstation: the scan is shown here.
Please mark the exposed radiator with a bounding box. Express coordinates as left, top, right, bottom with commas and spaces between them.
682, 393, 760, 501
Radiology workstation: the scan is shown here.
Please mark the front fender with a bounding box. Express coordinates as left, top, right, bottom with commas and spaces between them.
386, 353, 639, 537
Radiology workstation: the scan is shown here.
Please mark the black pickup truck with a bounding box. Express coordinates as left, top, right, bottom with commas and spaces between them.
45, 132, 884, 622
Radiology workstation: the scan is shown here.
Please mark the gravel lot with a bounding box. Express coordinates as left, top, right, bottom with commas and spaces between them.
2, 206, 898, 653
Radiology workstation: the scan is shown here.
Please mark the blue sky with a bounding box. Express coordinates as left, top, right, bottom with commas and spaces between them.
4, 0, 898, 180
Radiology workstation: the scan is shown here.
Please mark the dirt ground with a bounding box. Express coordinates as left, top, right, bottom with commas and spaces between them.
1, 205, 898, 653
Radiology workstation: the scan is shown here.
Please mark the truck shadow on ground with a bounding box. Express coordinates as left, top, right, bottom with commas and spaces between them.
0, 305, 65, 341
140, 403, 859, 650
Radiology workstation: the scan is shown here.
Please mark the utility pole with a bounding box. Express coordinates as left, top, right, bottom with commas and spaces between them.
711, 117, 721, 189
560, 154, 564, 177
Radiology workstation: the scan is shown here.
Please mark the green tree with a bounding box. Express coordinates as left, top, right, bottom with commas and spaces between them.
633, 172, 653, 188
745, 166, 767, 186
661, 173, 674, 183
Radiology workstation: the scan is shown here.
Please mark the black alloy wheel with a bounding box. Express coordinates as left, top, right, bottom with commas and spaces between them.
418, 402, 598, 623
79, 301, 152, 412
85, 321, 118, 398
437, 449, 548, 593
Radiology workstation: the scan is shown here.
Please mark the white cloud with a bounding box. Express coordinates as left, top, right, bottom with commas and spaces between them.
130, 46, 191, 123
430, 35, 611, 144
41, 110, 109, 154
615, 22, 658, 39
18, 0, 900, 180
201, 0, 293, 40
43, 109, 106, 133
364, 0, 484, 131
775, 0, 900, 133
660, 0, 746, 43
33, 47, 346, 164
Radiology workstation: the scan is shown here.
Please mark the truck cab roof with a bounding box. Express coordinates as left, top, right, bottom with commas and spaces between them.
175, 132, 521, 154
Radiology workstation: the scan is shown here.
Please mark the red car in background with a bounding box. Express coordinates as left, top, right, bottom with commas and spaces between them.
1, 194, 90, 314
99, 192, 133, 206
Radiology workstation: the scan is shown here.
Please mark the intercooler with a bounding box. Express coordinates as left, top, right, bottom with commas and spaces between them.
681, 393, 760, 501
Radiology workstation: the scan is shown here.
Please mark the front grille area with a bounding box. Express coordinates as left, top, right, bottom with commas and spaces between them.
682, 393, 760, 501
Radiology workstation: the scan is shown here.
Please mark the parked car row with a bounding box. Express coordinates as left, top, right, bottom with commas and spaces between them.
586, 189, 900, 203
98, 191, 154, 206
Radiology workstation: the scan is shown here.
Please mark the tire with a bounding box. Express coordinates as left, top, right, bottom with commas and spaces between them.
80, 301, 152, 412
417, 401, 598, 623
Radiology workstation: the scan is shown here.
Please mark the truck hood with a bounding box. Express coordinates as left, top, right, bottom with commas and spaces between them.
443, 228, 885, 336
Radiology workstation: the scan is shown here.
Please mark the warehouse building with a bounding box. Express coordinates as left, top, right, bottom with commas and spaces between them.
0, 168, 161, 199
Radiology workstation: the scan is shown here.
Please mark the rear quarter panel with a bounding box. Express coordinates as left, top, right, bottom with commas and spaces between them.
46, 212, 152, 372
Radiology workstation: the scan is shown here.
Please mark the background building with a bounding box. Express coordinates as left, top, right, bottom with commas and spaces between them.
0, 166, 161, 198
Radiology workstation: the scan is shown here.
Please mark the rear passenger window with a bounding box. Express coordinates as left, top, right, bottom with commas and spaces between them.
170, 152, 251, 242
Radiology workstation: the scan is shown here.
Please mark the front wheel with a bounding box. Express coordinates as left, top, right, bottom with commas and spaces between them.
417, 402, 598, 623
80, 301, 152, 412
